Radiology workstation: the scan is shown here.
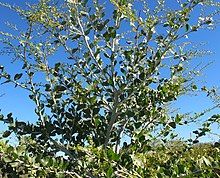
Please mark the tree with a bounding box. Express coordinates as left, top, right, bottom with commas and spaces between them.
0, 0, 219, 177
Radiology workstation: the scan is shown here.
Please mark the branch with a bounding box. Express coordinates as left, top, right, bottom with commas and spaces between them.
49, 138, 76, 160
104, 91, 119, 148
115, 119, 128, 153
74, 4, 111, 80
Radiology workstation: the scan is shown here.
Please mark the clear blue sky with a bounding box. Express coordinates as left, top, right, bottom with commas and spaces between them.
0, 0, 219, 142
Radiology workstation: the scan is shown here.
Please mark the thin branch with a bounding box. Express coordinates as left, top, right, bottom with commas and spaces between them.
49, 138, 76, 160
115, 119, 128, 153
104, 91, 119, 148
74, 4, 111, 80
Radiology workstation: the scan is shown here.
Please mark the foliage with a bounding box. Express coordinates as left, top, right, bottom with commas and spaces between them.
0, 139, 219, 177
0, 0, 219, 177
0, 138, 72, 177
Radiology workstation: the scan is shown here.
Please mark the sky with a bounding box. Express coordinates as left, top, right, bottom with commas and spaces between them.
0, 0, 219, 142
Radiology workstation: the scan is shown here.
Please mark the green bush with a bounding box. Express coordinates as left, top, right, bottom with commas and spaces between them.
0, 0, 219, 177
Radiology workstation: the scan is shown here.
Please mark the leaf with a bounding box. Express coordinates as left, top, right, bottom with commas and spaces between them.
175, 114, 182, 123
109, 27, 116, 38
53, 40, 60, 44
107, 98, 113, 102
163, 22, 169, 27
141, 29, 147, 36
94, 69, 101, 74
72, 48, 78, 54
193, 140, 199, 144
202, 156, 211, 166
85, 28, 91, 35
76, 104, 86, 111
96, 23, 105, 31
120, 67, 126, 74
139, 72, 145, 80
168, 122, 176, 129
103, 31, 111, 41
16, 121, 26, 129
45, 84, 51, 91
185, 24, 190, 31
47, 157, 55, 167
7, 145, 14, 153
104, 53, 110, 58
60, 21, 67, 25
106, 165, 113, 177
134, 122, 142, 129
107, 149, 120, 161
103, 27, 116, 41
14, 73, 23, 80
192, 84, 197, 90
0, 114, 3, 121
54, 85, 66, 92
93, 108, 100, 115
164, 131, 169, 137
94, 117, 100, 126
83, 108, 91, 118
124, 50, 133, 59
155, 50, 161, 59
193, 130, 199, 134
2, 130, 11, 138
104, 19, 110, 26
55, 62, 61, 71
72, 34, 81, 40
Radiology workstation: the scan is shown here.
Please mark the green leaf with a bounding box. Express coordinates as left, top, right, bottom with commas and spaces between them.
83, 108, 91, 118
120, 67, 126, 74
124, 50, 133, 59
164, 131, 169, 137
60, 21, 67, 25
135, 122, 142, 129
45, 84, 51, 91
72, 48, 78, 54
55, 62, 61, 69
14, 73, 23, 80
107, 149, 120, 161
202, 156, 211, 166
72, 34, 81, 40
96, 20, 109, 31
54, 85, 66, 92
106, 165, 113, 177
0, 114, 3, 120
94, 117, 100, 126
93, 108, 100, 115
168, 122, 176, 129
103, 31, 111, 41
109, 27, 116, 38
193, 130, 199, 134
103, 27, 116, 41
139, 72, 145, 80
7, 145, 14, 153
77, 104, 86, 111
2, 130, 11, 138
193, 140, 199, 144
185, 24, 190, 31
174, 114, 180, 122
192, 84, 197, 90
163, 22, 169, 27
155, 50, 161, 59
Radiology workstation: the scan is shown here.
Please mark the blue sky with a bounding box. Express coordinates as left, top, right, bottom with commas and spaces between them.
0, 0, 219, 142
